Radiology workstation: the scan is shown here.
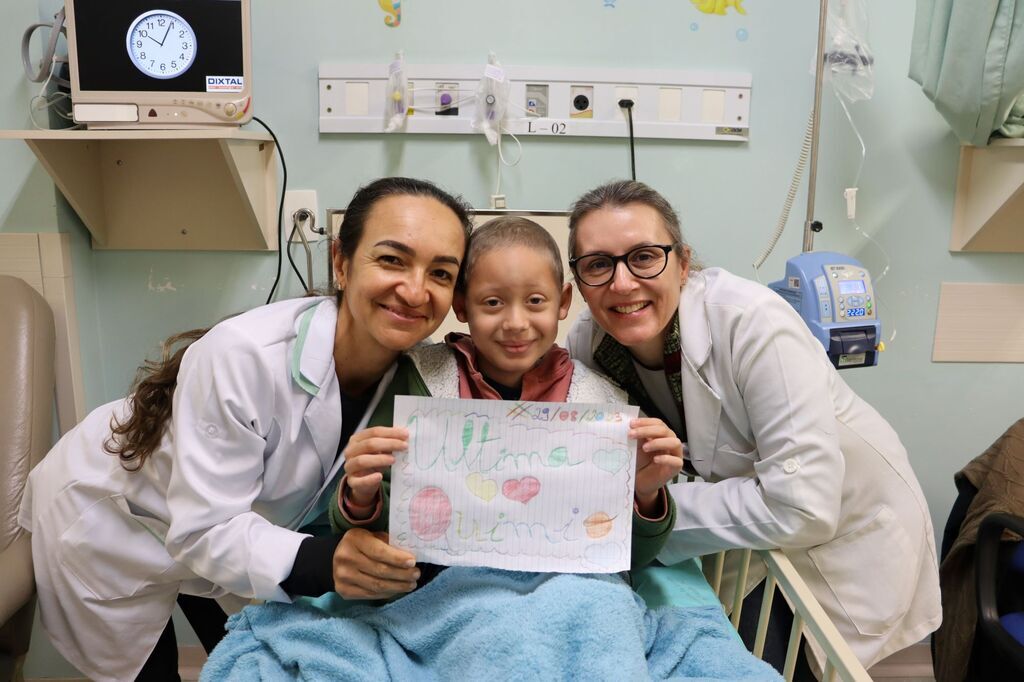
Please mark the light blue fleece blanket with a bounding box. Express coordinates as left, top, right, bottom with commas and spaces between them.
201, 566, 780, 681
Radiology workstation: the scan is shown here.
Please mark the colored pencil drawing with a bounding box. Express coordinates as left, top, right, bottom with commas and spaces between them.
409, 486, 451, 541
465, 472, 498, 501
391, 396, 638, 573
403, 408, 630, 475
502, 476, 541, 504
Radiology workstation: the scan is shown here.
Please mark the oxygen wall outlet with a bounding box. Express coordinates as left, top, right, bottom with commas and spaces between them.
285, 190, 321, 242
436, 82, 459, 116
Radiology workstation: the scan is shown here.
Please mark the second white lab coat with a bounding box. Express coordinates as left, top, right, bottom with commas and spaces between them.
19, 296, 396, 681
566, 267, 941, 670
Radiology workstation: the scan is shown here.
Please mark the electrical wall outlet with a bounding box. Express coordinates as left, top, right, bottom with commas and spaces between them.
614, 86, 638, 120
570, 85, 594, 119
284, 190, 321, 243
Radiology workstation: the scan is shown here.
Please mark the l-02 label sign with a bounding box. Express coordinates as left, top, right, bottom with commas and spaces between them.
523, 119, 570, 135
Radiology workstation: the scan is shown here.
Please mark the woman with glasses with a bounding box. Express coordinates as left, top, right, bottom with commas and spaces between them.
564, 180, 940, 675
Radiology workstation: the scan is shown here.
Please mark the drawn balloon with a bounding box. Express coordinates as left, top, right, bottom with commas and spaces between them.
409, 486, 452, 541
583, 511, 615, 538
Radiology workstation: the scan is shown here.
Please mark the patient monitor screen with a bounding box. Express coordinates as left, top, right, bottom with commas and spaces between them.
73, 1, 244, 93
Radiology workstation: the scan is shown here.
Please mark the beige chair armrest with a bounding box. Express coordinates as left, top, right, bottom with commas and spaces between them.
0, 533, 34, 625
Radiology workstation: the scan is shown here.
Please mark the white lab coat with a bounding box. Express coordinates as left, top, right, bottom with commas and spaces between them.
566, 267, 941, 669
18, 296, 396, 681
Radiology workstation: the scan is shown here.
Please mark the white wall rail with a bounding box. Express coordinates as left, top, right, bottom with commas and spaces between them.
319, 63, 751, 142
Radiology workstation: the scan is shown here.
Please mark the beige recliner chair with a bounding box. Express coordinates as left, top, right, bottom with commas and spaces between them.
0, 275, 56, 681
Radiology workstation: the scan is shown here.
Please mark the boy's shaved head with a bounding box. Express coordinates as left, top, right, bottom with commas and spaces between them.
458, 216, 563, 291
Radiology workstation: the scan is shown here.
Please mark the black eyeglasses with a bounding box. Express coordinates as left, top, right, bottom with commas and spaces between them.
569, 244, 676, 287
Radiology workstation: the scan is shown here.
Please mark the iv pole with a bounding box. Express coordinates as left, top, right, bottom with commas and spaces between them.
803, 0, 830, 253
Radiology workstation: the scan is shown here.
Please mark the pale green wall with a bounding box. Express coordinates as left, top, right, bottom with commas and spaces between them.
3, 4, 108, 678
1, 2, 55, 231
8, 0, 1023, 677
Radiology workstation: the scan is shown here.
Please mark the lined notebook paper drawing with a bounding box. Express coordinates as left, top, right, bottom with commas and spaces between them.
390, 396, 639, 573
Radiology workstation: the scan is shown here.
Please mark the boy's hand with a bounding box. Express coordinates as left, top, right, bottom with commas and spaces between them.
334, 529, 419, 599
343, 426, 408, 507
629, 417, 684, 516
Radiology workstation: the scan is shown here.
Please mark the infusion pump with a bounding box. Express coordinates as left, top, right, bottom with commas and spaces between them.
769, 252, 882, 369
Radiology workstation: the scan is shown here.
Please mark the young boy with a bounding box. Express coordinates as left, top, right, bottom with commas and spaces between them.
330, 216, 683, 576
204, 217, 781, 681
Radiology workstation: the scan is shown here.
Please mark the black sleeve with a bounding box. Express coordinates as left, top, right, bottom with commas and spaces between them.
279, 534, 341, 598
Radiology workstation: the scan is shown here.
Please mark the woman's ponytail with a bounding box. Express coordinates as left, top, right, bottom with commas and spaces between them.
104, 327, 208, 471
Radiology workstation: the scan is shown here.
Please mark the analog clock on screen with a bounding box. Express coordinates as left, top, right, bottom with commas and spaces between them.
126, 10, 197, 79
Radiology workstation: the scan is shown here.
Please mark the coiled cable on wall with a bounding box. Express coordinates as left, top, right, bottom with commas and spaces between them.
752, 109, 816, 278
22, 7, 69, 88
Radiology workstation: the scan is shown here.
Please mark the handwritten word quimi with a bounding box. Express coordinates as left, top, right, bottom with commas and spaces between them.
399, 506, 621, 548
507, 402, 628, 424
422, 511, 578, 546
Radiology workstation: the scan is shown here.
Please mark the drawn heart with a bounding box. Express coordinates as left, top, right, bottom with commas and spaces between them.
465, 472, 498, 502
593, 449, 629, 475
502, 476, 541, 504
584, 542, 624, 567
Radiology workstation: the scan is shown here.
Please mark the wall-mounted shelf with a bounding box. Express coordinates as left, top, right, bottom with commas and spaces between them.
950, 138, 1024, 252
0, 128, 278, 251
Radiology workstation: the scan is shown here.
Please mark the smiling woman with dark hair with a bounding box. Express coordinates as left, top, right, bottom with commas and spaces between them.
19, 177, 473, 680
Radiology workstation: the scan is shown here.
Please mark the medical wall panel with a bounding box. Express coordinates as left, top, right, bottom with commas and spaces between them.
319, 64, 751, 142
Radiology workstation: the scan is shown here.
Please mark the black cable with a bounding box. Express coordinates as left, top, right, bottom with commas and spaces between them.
250, 116, 307, 303
286, 224, 310, 294
627, 106, 636, 181
618, 97, 634, 180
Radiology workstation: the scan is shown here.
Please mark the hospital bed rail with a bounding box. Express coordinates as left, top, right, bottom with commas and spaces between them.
706, 547, 872, 682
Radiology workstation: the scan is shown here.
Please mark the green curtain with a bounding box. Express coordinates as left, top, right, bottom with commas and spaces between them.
909, 0, 1024, 145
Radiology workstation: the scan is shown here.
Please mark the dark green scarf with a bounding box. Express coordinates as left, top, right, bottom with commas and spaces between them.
593, 313, 687, 443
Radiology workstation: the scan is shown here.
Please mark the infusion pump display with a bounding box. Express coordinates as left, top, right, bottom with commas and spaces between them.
72, 1, 244, 94
823, 266, 875, 321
